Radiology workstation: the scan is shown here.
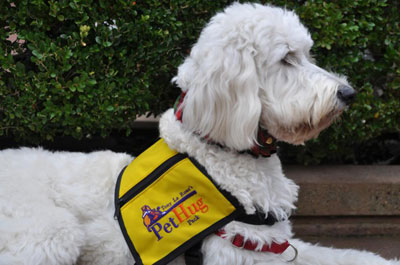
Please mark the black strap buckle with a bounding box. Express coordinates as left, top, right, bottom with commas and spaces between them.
184, 241, 203, 265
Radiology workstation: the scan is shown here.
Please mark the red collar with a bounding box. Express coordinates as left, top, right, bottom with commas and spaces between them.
173, 91, 186, 122
250, 127, 277, 158
215, 229, 296, 259
173, 92, 277, 158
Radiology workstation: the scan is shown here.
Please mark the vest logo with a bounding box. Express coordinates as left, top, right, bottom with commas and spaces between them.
141, 186, 209, 240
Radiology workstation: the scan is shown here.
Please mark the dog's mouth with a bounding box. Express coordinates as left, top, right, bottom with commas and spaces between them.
315, 108, 342, 130
271, 108, 344, 145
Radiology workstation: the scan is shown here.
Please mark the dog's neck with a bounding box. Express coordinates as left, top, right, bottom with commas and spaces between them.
173, 92, 278, 158
159, 108, 298, 219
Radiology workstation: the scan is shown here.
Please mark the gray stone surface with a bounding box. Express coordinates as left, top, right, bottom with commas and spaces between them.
298, 236, 400, 260
287, 166, 400, 260
285, 165, 400, 216
292, 216, 400, 236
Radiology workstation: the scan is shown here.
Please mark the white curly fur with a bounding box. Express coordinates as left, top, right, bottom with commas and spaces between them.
0, 2, 398, 265
174, 3, 348, 149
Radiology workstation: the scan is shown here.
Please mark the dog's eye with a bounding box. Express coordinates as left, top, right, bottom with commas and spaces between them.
281, 57, 292, 66
281, 52, 295, 66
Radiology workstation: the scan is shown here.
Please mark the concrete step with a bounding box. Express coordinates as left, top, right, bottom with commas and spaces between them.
286, 166, 400, 260
292, 216, 400, 237
285, 165, 400, 216
297, 235, 400, 260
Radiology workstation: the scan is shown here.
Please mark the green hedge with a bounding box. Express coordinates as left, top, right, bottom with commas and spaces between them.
1, 0, 399, 164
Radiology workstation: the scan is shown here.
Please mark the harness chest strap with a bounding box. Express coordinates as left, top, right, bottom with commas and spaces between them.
215, 229, 289, 253
215, 230, 298, 262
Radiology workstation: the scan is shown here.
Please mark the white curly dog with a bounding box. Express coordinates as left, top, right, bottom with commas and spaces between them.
0, 3, 398, 265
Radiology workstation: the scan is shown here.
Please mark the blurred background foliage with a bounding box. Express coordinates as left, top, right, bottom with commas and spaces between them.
1, 0, 399, 164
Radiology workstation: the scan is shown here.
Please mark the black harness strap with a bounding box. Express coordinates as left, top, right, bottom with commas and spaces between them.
236, 210, 278, 226
184, 158, 279, 265
184, 241, 203, 265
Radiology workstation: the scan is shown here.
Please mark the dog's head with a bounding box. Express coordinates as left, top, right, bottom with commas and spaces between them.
173, 3, 355, 150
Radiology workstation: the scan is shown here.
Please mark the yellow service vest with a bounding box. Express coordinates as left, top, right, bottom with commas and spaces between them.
114, 139, 241, 265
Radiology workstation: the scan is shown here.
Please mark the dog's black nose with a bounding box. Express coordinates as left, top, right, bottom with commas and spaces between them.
337, 85, 356, 105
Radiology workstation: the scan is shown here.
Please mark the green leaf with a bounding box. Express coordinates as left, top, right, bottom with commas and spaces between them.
64, 49, 73, 59
16, 62, 25, 73
32, 50, 43, 59
103, 41, 112, 47
87, 79, 97, 85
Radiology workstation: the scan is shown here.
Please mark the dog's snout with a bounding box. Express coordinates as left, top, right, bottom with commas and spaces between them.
337, 85, 356, 105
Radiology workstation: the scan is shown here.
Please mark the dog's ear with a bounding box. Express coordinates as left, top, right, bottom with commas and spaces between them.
173, 42, 261, 151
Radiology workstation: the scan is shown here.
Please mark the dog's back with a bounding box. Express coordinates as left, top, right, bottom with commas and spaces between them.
0, 148, 132, 265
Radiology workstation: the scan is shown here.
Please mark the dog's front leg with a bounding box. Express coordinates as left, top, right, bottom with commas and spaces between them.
202, 236, 400, 265
289, 238, 400, 265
